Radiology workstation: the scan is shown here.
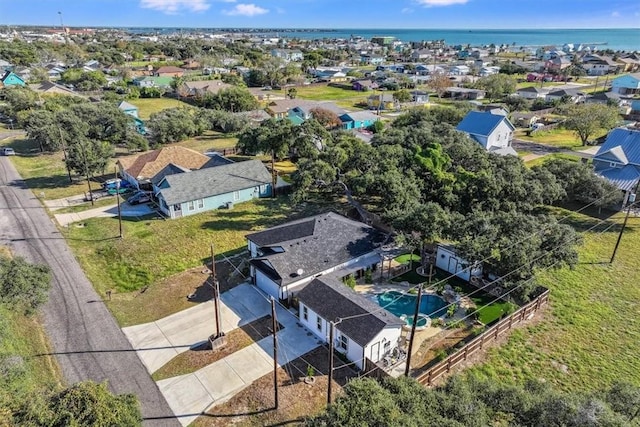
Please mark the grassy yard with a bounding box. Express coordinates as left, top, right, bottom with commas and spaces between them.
468, 208, 640, 393
517, 128, 608, 150
394, 253, 420, 265
130, 97, 193, 120
524, 152, 583, 168
273, 85, 370, 109
67, 197, 337, 325
174, 131, 238, 153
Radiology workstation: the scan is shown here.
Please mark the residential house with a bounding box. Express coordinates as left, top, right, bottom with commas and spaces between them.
133, 76, 173, 89
611, 73, 640, 95
479, 66, 501, 77
179, 80, 232, 97
511, 112, 540, 128
450, 65, 470, 75
271, 49, 303, 62
340, 111, 379, 130
232, 109, 271, 124
545, 57, 572, 72
516, 86, 546, 99
83, 60, 100, 71
28, 81, 83, 97
318, 71, 348, 83
118, 100, 139, 118
360, 55, 385, 65
117, 146, 212, 191
0, 71, 25, 87
352, 79, 379, 91
367, 93, 396, 111
0, 59, 12, 71
470, 49, 489, 59
411, 49, 432, 61
616, 57, 640, 73
444, 87, 486, 100
409, 90, 430, 104
582, 54, 619, 76
592, 128, 640, 205
297, 276, 404, 371
415, 64, 445, 75
12, 67, 32, 82
456, 110, 517, 156
153, 66, 185, 78
156, 159, 272, 219
545, 89, 585, 103
266, 99, 344, 120
45, 64, 65, 80
246, 212, 386, 300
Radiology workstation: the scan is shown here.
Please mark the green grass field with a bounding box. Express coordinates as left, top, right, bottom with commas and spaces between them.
273, 85, 370, 109
517, 128, 608, 150
524, 152, 583, 168
176, 131, 238, 153
468, 207, 640, 392
130, 97, 193, 120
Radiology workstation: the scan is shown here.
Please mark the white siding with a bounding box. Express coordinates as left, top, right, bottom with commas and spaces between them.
486, 120, 513, 150
363, 326, 402, 364
335, 329, 364, 370
299, 303, 327, 341
435, 245, 482, 282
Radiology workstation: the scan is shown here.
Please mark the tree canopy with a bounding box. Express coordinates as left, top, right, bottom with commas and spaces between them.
561, 103, 620, 146
307, 376, 640, 427
0, 256, 51, 315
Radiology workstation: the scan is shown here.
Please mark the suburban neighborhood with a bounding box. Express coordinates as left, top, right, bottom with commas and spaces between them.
0, 15, 639, 427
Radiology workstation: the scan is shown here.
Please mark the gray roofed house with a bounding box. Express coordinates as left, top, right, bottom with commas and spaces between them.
593, 128, 640, 202
156, 159, 272, 219
247, 212, 387, 300
297, 276, 404, 370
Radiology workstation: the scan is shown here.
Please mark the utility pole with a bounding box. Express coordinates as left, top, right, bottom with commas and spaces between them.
327, 321, 335, 405
78, 141, 94, 206
271, 151, 277, 199
404, 283, 424, 376
114, 166, 122, 239
271, 297, 279, 409
610, 180, 639, 264
210, 244, 223, 340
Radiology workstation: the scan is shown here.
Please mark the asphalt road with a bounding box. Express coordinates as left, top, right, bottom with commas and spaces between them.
0, 157, 178, 426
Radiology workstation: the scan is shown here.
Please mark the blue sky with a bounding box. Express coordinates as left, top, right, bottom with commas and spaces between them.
0, 0, 639, 29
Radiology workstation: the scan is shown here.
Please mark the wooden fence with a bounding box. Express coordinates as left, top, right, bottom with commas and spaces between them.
218, 146, 239, 156
414, 288, 550, 386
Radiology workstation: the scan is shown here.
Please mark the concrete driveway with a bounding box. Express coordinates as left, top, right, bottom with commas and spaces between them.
54, 202, 156, 226
122, 283, 272, 374
123, 283, 320, 427
156, 300, 320, 427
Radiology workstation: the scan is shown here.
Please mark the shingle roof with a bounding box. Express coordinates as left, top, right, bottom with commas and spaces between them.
456, 111, 515, 137
158, 159, 271, 205
297, 277, 404, 347
118, 146, 211, 181
595, 128, 640, 165
155, 66, 185, 74
183, 80, 233, 94
517, 86, 544, 93
248, 212, 387, 286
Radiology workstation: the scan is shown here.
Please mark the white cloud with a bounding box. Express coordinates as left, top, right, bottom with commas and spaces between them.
401, 7, 414, 13
415, 0, 468, 7
223, 3, 269, 16
140, 0, 210, 14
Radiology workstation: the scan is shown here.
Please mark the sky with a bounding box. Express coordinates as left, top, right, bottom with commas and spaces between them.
0, 0, 639, 29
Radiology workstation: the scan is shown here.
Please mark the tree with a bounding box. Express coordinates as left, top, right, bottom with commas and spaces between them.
24, 110, 61, 152
147, 107, 202, 144
0, 86, 39, 120
427, 71, 451, 98
393, 89, 412, 103
0, 256, 51, 315
14, 381, 142, 426
309, 107, 341, 128
476, 74, 517, 101
198, 87, 258, 112
563, 103, 620, 146
287, 87, 297, 99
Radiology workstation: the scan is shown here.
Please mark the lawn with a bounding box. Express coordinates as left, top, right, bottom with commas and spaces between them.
394, 253, 420, 265
518, 128, 608, 150
174, 131, 238, 153
66, 197, 337, 325
130, 97, 193, 120
2, 137, 109, 200
467, 207, 640, 393
273, 84, 370, 108
524, 152, 582, 168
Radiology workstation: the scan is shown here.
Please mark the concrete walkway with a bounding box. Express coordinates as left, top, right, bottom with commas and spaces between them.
156, 302, 320, 427
122, 283, 272, 374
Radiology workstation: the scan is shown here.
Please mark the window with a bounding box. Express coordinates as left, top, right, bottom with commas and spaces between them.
610, 162, 617, 168
339, 334, 348, 351
302, 306, 308, 321
187, 201, 195, 211
197, 199, 204, 209
233, 191, 240, 201
316, 315, 322, 331
260, 184, 267, 193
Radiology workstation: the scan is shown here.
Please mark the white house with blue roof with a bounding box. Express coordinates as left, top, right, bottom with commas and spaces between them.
456, 110, 516, 156
593, 128, 640, 205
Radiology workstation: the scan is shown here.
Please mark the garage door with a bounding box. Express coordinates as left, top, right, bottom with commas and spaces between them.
255, 270, 281, 299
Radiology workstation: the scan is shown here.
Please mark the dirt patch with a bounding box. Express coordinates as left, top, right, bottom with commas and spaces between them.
411, 325, 471, 375
153, 315, 282, 381
194, 347, 358, 427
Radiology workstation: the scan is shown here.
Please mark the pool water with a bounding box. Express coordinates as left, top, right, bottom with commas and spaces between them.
377, 291, 448, 321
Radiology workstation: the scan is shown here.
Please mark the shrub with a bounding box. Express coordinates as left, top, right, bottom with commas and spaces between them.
435, 349, 448, 361
306, 364, 315, 378
364, 269, 373, 284
447, 304, 457, 318
343, 275, 356, 289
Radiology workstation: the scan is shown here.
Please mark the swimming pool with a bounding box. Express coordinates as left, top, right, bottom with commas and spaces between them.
377, 290, 449, 321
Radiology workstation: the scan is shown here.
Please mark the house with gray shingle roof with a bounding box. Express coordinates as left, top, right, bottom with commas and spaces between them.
297, 276, 404, 371
593, 128, 640, 204
246, 212, 386, 300
156, 159, 272, 219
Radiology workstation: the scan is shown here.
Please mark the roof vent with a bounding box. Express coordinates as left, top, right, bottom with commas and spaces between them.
296, 268, 304, 276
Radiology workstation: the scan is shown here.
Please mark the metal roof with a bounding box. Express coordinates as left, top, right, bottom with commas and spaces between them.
596, 165, 640, 191
456, 111, 515, 137
595, 128, 640, 166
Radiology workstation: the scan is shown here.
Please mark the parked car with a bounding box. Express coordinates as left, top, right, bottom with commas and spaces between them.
128, 191, 151, 205
1, 147, 15, 156
103, 178, 131, 190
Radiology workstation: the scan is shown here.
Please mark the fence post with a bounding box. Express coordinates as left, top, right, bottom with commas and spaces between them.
463, 346, 468, 361
508, 314, 514, 330
427, 369, 432, 385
